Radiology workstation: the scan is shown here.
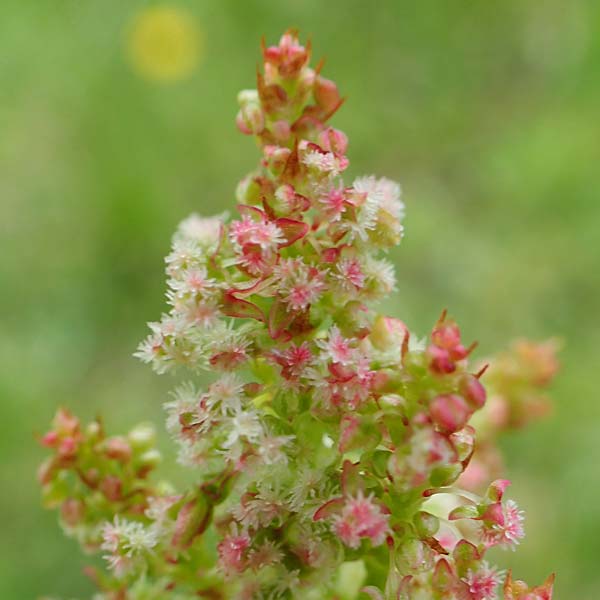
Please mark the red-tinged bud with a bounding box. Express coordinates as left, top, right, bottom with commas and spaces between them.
61, 498, 85, 527
271, 119, 291, 142
243, 382, 262, 397
85, 468, 100, 487
428, 345, 455, 374
318, 127, 348, 155
263, 145, 291, 175
41, 431, 58, 448
104, 437, 132, 462
58, 436, 77, 458
370, 316, 407, 352
314, 75, 341, 114
100, 475, 122, 502
431, 321, 462, 350
236, 104, 264, 136
263, 30, 309, 78
460, 374, 487, 409
263, 45, 281, 65
53, 408, 80, 436
430, 394, 472, 433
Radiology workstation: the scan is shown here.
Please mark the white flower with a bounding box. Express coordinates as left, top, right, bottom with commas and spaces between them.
224, 410, 263, 448
100, 517, 158, 577
165, 239, 207, 277
375, 177, 404, 220
207, 373, 245, 415
257, 434, 295, 465
362, 255, 397, 296
175, 212, 226, 248
121, 521, 158, 557
164, 382, 199, 433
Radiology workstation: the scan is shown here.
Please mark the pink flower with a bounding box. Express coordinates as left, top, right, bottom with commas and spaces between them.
275, 258, 327, 311
335, 257, 365, 291
480, 499, 525, 550
318, 326, 356, 365
333, 491, 390, 549
229, 216, 283, 251
464, 562, 504, 600
270, 342, 312, 382
218, 527, 251, 575
320, 187, 348, 221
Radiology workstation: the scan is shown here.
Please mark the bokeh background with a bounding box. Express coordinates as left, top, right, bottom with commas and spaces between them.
2, 1, 599, 597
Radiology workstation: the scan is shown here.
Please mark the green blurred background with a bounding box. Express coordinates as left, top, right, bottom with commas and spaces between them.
1, 0, 598, 597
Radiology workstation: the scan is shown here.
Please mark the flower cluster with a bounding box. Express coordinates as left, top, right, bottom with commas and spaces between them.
39, 31, 557, 599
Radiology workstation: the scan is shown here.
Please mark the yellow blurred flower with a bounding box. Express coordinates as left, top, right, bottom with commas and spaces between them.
127, 6, 202, 82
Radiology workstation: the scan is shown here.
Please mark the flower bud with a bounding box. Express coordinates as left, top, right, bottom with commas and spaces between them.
430, 394, 472, 433
139, 449, 162, 469
318, 127, 348, 155
271, 119, 291, 142
263, 145, 291, 176
58, 436, 77, 458
236, 104, 264, 135
85, 421, 102, 441
314, 75, 341, 114
370, 316, 407, 352
100, 475, 122, 502
53, 408, 79, 436
459, 374, 486, 409
104, 436, 132, 462
431, 322, 461, 350
61, 498, 85, 527
128, 423, 156, 450
238, 88, 258, 104
41, 431, 58, 448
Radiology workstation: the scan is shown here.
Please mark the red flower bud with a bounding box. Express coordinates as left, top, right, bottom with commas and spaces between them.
100, 475, 122, 502
430, 394, 472, 433
104, 437, 132, 462
314, 75, 341, 114
460, 374, 487, 409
